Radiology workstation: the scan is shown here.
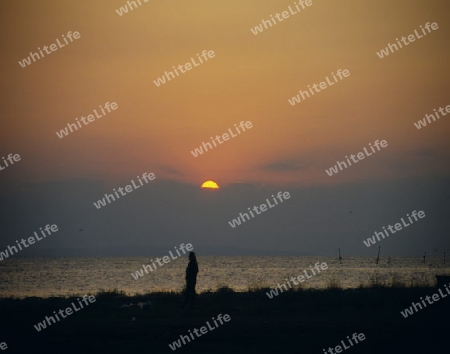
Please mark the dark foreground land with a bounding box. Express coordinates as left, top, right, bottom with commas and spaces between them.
0, 286, 448, 354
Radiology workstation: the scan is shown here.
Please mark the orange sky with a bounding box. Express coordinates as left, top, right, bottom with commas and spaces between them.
1, 0, 449, 188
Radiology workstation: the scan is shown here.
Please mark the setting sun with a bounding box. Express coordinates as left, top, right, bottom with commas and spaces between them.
201, 180, 220, 189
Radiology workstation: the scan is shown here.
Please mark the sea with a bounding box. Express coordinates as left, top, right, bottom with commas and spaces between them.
0, 256, 449, 298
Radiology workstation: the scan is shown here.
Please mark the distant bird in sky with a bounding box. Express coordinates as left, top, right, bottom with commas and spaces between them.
79, 229, 83, 232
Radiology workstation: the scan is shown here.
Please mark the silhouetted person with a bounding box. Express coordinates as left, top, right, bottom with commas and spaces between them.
182, 252, 198, 307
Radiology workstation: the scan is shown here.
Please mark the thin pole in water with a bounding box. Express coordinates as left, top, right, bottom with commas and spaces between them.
376, 246, 381, 265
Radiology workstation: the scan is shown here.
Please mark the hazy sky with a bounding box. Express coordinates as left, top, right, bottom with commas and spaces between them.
0, 0, 449, 256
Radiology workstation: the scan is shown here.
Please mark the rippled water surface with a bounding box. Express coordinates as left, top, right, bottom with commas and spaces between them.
1, 256, 449, 298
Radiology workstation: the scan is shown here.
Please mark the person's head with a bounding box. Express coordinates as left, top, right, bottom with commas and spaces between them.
189, 252, 197, 262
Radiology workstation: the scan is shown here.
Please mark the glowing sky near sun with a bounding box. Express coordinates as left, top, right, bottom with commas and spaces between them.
1, 0, 448, 189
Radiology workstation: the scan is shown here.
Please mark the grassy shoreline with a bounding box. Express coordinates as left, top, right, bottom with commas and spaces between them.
1, 285, 448, 353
